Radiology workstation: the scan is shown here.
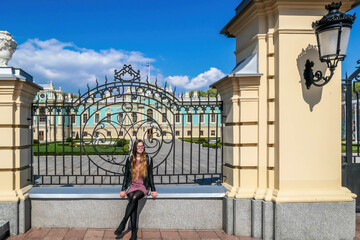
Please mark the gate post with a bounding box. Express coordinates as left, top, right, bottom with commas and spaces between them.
213, 1, 357, 239
0, 31, 41, 235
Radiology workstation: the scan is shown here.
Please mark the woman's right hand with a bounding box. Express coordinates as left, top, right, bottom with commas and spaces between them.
120, 191, 126, 198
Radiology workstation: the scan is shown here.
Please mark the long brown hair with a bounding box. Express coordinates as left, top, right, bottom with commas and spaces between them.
131, 139, 147, 181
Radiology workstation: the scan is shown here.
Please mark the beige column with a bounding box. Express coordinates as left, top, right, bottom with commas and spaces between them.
213, 75, 262, 198
0, 67, 41, 234
214, 0, 356, 204
271, 2, 355, 203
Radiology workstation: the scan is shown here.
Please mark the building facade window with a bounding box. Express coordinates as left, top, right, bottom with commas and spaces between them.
175, 131, 180, 136
119, 131, 123, 136
162, 113, 167, 122
211, 130, 215, 136
95, 113, 99, 123
200, 113, 204, 123
211, 113, 216, 122
107, 113, 111, 123
71, 114, 75, 124
133, 131, 137, 136
83, 114, 87, 124
107, 131, 111, 137
187, 113, 192, 123
187, 130, 191, 136
118, 113, 123, 122
39, 107, 46, 122
200, 130, 204, 136
147, 109, 153, 121
38, 131, 44, 141
132, 112, 137, 122
175, 114, 180, 123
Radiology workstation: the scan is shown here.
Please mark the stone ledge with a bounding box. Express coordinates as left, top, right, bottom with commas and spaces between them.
0, 220, 9, 239
31, 198, 224, 229
0, 67, 33, 82
28, 185, 227, 199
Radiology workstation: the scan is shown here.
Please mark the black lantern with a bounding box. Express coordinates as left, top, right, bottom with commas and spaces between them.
304, 1, 356, 89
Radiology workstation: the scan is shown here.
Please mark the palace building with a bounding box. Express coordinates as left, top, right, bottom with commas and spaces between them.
33, 80, 222, 143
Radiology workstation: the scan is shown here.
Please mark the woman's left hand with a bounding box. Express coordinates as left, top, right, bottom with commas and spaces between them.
151, 191, 158, 199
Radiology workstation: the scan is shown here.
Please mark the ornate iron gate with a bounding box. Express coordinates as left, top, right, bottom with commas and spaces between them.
31, 65, 223, 185
342, 60, 360, 210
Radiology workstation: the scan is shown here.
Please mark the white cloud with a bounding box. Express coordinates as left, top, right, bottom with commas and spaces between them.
9, 38, 225, 92
9, 38, 154, 90
166, 67, 225, 90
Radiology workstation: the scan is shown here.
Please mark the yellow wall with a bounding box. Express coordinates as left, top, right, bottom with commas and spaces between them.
214, 0, 356, 203
0, 79, 40, 202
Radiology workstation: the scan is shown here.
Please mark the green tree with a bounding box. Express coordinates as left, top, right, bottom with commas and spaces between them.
188, 88, 218, 97
206, 88, 217, 97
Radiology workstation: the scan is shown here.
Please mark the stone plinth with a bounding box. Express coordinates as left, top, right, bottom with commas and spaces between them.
0, 67, 41, 235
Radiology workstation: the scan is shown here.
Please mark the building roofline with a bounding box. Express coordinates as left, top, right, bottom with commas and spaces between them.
352, 0, 360, 9
210, 73, 262, 88
220, 0, 359, 38
220, 0, 253, 38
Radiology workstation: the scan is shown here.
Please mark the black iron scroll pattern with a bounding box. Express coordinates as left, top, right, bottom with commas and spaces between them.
82, 108, 174, 174
114, 64, 141, 82
32, 64, 223, 185
78, 66, 175, 174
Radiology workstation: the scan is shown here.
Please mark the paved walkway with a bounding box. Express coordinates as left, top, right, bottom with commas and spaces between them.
6, 214, 360, 239
7, 229, 257, 240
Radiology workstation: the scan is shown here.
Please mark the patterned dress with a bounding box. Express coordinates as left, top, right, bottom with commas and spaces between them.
127, 158, 149, 196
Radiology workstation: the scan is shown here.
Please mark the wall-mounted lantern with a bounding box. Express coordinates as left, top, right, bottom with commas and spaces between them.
304, 1, 356, 89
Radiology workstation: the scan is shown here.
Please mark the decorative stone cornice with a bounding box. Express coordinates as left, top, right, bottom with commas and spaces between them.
221, 0, 357, 38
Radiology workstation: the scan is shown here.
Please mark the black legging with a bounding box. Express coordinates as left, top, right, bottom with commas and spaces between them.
122, 190, 145, 230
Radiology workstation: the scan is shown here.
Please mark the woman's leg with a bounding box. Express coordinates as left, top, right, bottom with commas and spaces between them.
128, 191, 144, 239
130, 204, 137, 229
122, 190, 144, 226
129, 190, 145, 229
115, 191, 144, 235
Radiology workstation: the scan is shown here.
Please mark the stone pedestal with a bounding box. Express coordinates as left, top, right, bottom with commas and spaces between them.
0, 67, 41, 235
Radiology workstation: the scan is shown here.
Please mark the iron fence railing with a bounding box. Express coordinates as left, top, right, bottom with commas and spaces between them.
31, 65, 224, 185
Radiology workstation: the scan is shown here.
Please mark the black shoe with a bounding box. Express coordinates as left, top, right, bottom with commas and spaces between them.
130, 229, 137, 240
114, 221, 126, 235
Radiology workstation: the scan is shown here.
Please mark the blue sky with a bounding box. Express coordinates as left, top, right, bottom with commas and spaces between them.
1, 0, 359, 94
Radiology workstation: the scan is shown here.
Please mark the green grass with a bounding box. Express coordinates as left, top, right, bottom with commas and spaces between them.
342, 145, 360, 153
33, 141, 129, 156
179, 137, 222, 149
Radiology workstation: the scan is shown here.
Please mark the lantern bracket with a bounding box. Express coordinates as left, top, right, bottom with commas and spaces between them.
304, 59, 335, 89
